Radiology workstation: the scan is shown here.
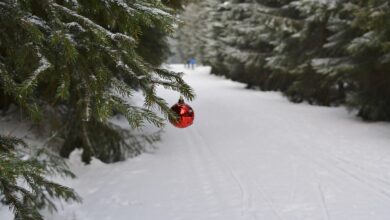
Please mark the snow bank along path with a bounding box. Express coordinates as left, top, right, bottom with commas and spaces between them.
3, 65, 390, 220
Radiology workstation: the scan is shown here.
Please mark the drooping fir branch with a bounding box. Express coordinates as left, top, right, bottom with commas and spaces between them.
0, 0, 195, 163
0, 135, 81, 220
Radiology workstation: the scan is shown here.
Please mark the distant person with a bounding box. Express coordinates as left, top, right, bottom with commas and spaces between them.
189, 58, 196, 69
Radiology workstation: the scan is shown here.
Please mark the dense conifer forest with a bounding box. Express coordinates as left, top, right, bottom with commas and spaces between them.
177, 0, 390, 121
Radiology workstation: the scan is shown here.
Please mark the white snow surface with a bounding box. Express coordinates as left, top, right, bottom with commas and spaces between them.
2, 65, 390, 220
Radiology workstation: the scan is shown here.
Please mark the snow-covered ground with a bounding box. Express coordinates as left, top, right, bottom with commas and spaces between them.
2, 65, 390, 220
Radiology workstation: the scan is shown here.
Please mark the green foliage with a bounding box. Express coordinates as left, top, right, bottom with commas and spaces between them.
264, 0, 345, 105
0, 0, 195, 163
178, 0, 390, 121
0, 134, 81, 220
320, 0, 390, 120
162, 0, 188, 10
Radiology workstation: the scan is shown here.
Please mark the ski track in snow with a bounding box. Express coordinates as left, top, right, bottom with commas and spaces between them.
2, 65, 390, 220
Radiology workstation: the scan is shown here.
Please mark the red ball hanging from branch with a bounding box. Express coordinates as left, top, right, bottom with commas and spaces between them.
169, 97, 195, 128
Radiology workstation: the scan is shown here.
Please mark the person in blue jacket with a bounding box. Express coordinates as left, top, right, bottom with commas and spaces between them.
189, 58, 196, 69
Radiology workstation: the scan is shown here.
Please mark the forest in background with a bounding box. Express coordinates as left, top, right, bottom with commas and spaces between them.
177, 0, 390, 122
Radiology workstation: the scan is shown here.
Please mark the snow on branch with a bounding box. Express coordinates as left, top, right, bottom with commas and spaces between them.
24, 50, 52, 89
311, 57, 354, 75
115, 59, 140, 79
133, 3, 172, 18
22, 15, 50, 30
0, 1, 10, 7
64, 0, 79, 8
52, 3, 135, 44
65, 22, 86, 32
104, 0, 136, 14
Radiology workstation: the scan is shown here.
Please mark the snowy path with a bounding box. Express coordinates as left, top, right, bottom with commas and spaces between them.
3, 65, 390, 220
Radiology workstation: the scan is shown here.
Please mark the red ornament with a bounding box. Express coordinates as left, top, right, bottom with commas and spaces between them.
169, 97, 195, 128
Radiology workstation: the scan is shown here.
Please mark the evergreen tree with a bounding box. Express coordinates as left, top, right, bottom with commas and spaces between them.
137, 0, 187, 66
220, 0, 275, 88
178, 0, 344, 101
178, 0, 390, 122
177, 0, 275, 87
0, 135, 80, 220
175, 0, 225, 70
315, 0, 390, 120
0, 0, 194, 163
205, 1, 231, 76
265, 0, 345, 105
175, 1, 206, 63
162, 0, 188, 10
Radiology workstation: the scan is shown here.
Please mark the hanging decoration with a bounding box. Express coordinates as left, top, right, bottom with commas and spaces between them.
169, 96, 195, 128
